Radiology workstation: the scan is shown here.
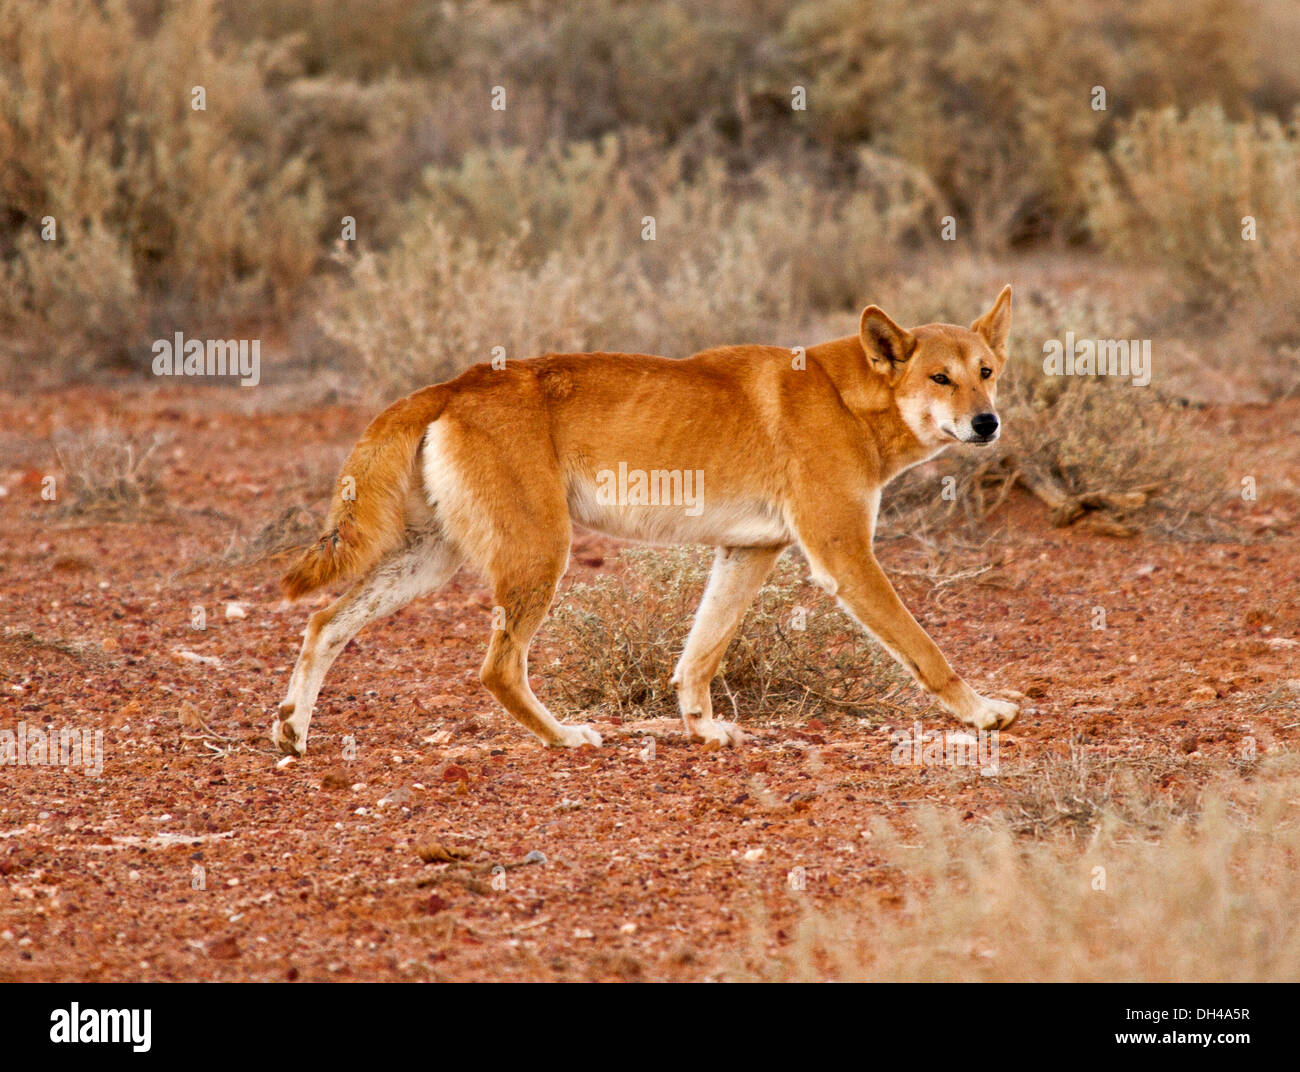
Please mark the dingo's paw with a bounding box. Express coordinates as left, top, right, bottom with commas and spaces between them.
551, 723, 602, 749
272, 704, 307, 756
688, 720, 744, 749
960, 694, 1019, 731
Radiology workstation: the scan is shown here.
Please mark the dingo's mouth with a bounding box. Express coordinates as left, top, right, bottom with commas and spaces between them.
941, 425, 999, 445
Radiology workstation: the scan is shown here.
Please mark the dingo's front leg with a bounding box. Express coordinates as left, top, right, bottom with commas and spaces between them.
794, 514, 1018, 731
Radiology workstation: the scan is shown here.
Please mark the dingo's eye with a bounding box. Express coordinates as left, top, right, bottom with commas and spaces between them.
980, 367, 992, 379
930, 373, 951, 385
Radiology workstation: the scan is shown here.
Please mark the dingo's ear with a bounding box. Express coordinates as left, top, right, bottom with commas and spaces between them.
971, 285, 1012, 355
860, 306, 916, 373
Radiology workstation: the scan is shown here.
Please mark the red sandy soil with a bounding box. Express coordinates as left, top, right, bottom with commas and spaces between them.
0, 385, 1296, 981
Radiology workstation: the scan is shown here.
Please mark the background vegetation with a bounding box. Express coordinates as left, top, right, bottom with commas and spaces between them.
3, 0, 1297, 538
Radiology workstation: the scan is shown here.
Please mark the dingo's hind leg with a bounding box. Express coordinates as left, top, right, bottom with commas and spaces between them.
424, 416, 598, 748
672, 545, 784, 746
479, 547, 601, 749
274, 538, 462, 756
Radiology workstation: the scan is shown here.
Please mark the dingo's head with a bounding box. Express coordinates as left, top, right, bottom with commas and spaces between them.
859, 286, 1012, 448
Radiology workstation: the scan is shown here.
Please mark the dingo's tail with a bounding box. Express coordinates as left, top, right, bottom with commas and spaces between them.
281, 386, 447, 600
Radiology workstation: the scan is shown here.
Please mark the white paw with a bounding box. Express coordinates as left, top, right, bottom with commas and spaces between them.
688, 719, 743, 748
272, 705, 308, 756
960, 694, 1019, 731
552, 723, 602, 749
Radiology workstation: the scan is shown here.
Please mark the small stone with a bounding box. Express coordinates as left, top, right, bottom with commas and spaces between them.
208, 936, 240, 960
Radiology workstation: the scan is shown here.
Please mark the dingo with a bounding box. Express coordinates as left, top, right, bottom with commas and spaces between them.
274, 287, 1021, 755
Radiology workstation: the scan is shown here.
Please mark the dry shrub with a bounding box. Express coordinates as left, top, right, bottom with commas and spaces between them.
319, 217, 803, 398
52, 427, 169, 519
323, 136, 933, 397
413, 135, 631, 262
1001, 739, 1195, 839
741, 754, 1300, 982
492, 0, 783, 146
545, 547, 909, 723
0, 222, 140, 374
317, 224, 606, 395
275, 75, 437, 248
6, 0, 1291, 387
782, 0, 1261, 243
1083, 104, 1300, 397
0, 0, 325, 365
1083, 105, 1300, 297
213, 504, 324, 569
217, 0, 460, 81
739, 150, 940, 312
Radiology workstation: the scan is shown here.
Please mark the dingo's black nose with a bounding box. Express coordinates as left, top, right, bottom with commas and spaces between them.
971, 413, 999, 438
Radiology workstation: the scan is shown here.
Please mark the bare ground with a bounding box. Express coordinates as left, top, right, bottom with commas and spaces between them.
0, 385, 1297, 981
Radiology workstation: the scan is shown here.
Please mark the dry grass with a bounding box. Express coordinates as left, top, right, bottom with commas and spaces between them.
546, 546, 911, 724
2, 0, 1292, 537
1000, 739, 1197, 838
1084, 104, 1300, 299
739, 752, 1300, 981
51, 427, 169, 519
0, 0, 325, 361
1083, 104, 1300, 399
319, 140, 938, 399
6, 0, 1293, 380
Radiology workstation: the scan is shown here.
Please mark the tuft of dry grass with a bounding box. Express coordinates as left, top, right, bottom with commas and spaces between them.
51, 427, 169, 520
739, 753, 1300, 982
546, 546, 911, 724
999, 739, 1197, 839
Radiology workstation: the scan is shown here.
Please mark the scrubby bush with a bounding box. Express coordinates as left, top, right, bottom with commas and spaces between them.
1082, 104, 1300, 397
51, 425, 169, 519
781, 0, 1260, 242
546, 547, 909, 722
0, 0, 325, 365
1082, 105, 1300, 296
